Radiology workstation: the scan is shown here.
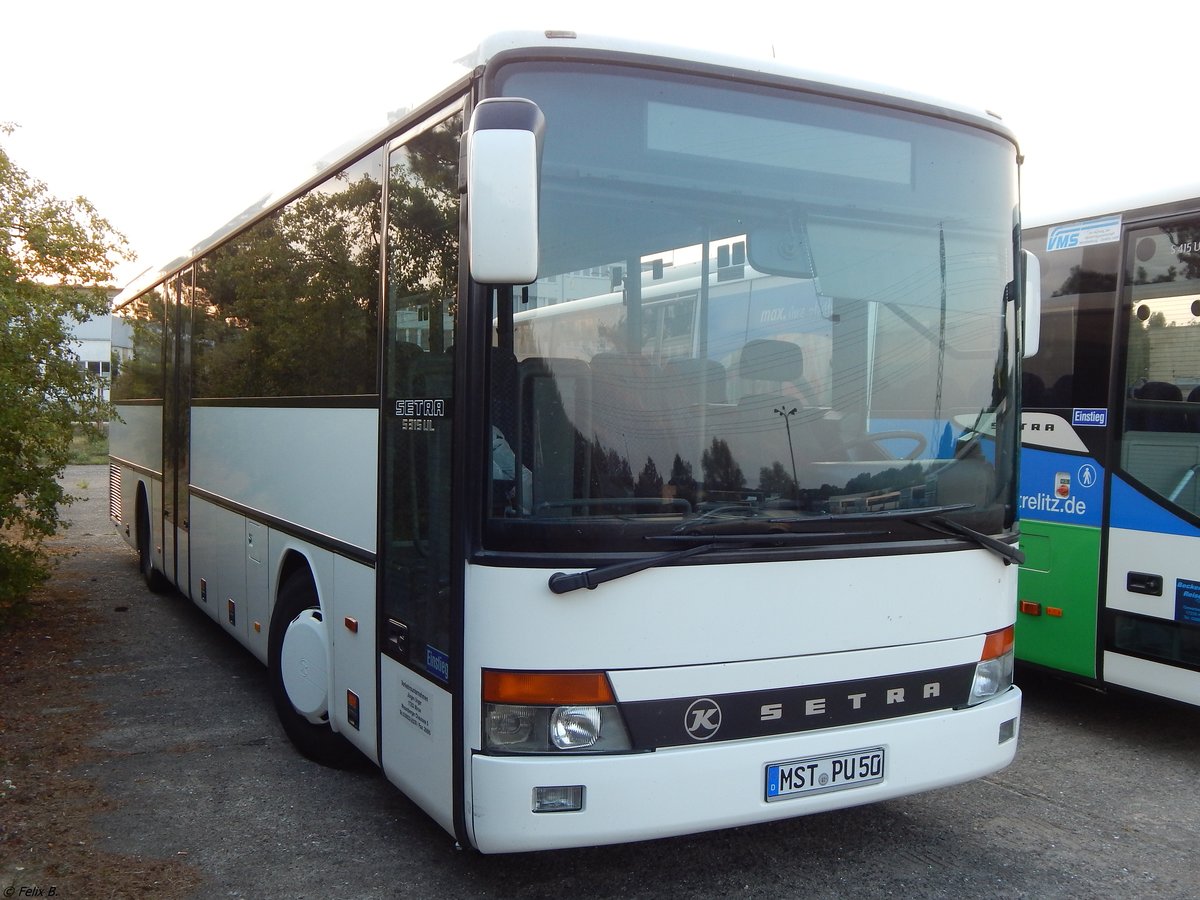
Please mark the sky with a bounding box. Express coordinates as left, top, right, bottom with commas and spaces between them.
6, 0, 1200, 290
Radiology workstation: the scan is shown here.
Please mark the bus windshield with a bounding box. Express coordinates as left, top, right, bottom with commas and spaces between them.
485, 60, 1019, 552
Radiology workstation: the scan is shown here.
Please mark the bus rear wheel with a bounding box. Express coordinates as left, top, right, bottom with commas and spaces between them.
268, 570, 360, 768
137, 493, 170, 593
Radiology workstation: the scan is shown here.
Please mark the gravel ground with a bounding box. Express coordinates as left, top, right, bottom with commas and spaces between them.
2, 465, 1199, 899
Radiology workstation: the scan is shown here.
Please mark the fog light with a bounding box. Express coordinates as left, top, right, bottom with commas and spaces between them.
533, 785, 585, 813
999, 717, 1017, 744
550, 706, 601, 749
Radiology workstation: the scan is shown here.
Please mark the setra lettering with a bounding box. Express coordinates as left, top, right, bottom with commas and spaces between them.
395, 398, 445, 418
760, 682, 943, 721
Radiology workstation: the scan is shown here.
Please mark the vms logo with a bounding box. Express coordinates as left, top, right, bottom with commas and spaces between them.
1047, 228, 1080, 251
1045, 216, 1122, 252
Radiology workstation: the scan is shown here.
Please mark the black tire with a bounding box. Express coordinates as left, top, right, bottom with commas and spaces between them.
137, 494, 171, 594
268, 570, 361, 768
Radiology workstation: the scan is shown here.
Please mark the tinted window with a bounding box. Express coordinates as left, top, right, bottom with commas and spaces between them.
1119, 218, 1200, 517
379, 109, 462, 679
191, 151, 384, 399
111, 286, 167, 401
484, 63, 1020, 551
1021, 228, 1119, 409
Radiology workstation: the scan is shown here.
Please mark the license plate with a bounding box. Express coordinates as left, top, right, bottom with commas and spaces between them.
765, 746, 885, 801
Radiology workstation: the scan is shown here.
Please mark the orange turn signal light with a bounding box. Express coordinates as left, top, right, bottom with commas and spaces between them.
482, 670, 615, 705
980, 625, 1015, 660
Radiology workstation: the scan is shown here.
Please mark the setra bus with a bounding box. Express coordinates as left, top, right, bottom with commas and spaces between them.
109, 30, 1034, 852
1018, 191, 1200, 707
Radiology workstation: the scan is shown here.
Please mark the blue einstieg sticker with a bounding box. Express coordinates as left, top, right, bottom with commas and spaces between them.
1072, 408, 1108, 427
426, 645, 450, 683
1177, 579, 1200, 625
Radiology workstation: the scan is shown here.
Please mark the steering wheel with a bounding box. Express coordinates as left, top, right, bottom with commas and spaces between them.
842, 431, 928, 461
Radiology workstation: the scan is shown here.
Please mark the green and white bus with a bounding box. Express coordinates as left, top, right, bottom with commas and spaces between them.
1018, 191, 1200, 706
110, 30, 1032, 852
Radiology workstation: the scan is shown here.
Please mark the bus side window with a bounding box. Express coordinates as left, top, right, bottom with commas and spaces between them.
1128, 380, 1185, 432
1188, 386, 1200, 433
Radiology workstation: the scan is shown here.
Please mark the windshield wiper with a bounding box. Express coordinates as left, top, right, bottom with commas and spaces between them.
687, 503, 1023, 565
671, 502, 975, 533
546, 504, 1021, 595
649, 530, 881, 543
548, 541, 719, 594
547, 530, 878, 595
809, 502, 976, 524
909, 515, 1025, 566
810, 503, 1023, 565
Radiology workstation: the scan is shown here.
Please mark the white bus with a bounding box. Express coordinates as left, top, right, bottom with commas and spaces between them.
109, 30, 1034, 853
1018, 191, 1200, 706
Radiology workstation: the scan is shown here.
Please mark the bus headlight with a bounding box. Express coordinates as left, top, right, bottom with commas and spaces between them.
550, 705, 601, 749
967, 625, 1015, 705
484, 703, 632, 753
482, 670, 633, 754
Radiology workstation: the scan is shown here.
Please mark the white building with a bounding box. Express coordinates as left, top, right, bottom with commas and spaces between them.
65, 288, 123, 403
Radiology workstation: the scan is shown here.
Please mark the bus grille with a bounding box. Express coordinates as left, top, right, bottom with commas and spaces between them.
108, 463, 122, 522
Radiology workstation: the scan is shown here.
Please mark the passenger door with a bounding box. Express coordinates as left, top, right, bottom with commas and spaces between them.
377, 105, 464, 835
162, 269, 192, 596
1106, 215, 1200, 688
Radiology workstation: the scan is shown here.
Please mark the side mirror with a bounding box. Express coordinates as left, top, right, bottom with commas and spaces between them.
1021, 248, 1041, 358
467, 98, 544, 285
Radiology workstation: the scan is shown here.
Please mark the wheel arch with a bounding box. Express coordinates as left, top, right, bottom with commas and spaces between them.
276, 548, 318, 603
266, 542, 360, 767
134, 477, 171, 593
135, 480, 150, 543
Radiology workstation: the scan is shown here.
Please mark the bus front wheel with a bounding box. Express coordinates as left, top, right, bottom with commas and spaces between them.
268, 570, 360, 768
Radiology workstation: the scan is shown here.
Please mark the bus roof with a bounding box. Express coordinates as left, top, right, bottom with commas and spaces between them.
468, 30, 1010, 126
1023, 185, 1200, 231
115, 29, 1015, 309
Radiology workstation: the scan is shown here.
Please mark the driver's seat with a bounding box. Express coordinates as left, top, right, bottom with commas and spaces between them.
736, 339, 806, 414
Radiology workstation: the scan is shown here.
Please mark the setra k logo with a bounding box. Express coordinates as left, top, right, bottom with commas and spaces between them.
684, 697, 722, 741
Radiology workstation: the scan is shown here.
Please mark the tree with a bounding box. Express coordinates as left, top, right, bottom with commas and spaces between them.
701, 437, 745, 496
0, 123, 129, 624
634, 456, 664, 498
758, 460, 796, 498
667, 454, 698, 510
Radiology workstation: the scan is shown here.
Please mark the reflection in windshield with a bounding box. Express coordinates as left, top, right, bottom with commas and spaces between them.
484, 61, 1019, 552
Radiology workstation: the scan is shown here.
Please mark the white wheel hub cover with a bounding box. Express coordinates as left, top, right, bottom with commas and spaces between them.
281, 610, 330, 723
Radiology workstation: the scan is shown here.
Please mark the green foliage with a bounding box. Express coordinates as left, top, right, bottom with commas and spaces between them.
0, 123, 129, 626
69, 426, 110, 465
190, 171, 382, 399
701, 437, 745, 494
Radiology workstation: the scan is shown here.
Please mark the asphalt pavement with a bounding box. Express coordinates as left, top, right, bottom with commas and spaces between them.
40, 466, 1200, 898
